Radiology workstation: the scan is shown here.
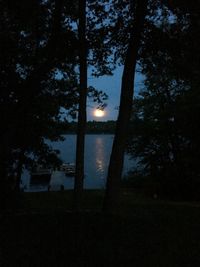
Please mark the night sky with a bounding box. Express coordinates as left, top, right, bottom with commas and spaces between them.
88, 66, 144, 121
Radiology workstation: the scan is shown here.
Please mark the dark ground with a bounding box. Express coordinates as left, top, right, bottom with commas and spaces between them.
0, 190, 200, 267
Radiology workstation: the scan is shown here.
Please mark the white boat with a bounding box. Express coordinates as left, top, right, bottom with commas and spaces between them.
60, 163, 75, 176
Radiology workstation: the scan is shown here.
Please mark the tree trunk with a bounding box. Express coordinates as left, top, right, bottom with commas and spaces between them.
73, 0, 87, 211
103, 0, 148, 213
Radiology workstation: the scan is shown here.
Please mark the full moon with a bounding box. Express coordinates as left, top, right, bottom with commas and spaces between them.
94, 109, 105, 118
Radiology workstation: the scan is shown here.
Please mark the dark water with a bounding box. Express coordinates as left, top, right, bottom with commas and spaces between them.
22, 134, 135, 191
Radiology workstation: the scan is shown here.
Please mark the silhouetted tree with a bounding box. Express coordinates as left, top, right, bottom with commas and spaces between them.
73, 0, 114, 210
127, 0, 200, 200
74, 0, 87, 210
103, 0, 148, 213
0, 0, 78, 200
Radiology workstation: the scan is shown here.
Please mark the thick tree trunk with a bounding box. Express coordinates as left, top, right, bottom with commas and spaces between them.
74, 0, 87, 211
103, 0, 148, 213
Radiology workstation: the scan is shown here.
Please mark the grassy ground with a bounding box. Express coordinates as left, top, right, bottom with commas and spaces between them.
1, 190, 200, 267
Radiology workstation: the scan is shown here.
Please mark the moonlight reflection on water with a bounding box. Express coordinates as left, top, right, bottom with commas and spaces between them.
22, 135, 134, 191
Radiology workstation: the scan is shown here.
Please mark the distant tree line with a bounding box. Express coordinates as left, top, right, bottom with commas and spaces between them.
64, 120, 116, 134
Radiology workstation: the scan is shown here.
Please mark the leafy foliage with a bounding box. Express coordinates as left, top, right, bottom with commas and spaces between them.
0, 0, 79, 191
127, 3, 200, 200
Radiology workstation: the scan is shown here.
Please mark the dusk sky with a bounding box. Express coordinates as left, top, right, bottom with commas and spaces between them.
88, 66, 144, 121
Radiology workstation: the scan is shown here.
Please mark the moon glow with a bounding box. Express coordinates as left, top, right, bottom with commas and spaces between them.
94, 109, 105, 118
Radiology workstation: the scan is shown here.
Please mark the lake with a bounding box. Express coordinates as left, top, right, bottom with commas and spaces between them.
22, 134, 135, 191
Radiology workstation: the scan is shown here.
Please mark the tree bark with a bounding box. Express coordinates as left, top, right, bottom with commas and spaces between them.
103, 0, 148, 213
73, 0, 87, 211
